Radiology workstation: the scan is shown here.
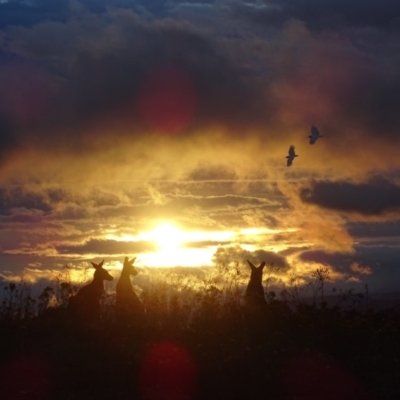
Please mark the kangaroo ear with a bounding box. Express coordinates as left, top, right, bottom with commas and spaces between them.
247, 260, 256, 270
130, 257, 136, 265
259, 261, 266, 269
91, 260, 104, 269
124, 256, 129, 263
98, 259, 104, 268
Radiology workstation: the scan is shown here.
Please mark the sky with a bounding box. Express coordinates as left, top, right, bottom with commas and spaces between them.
0, 0, 400, 294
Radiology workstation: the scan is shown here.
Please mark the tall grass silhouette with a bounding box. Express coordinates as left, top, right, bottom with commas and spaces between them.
0, 259, 399, 399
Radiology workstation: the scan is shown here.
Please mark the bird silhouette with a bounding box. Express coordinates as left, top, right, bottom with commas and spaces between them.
286, 145, 298, 166
309, 125, 323, 144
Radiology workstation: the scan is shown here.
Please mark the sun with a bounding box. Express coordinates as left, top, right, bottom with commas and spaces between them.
147, 222, 186, 250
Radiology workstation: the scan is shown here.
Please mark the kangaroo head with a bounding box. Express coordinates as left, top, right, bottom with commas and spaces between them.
91, 260, 114, 281
247, 260, 266, 282
123, 256, 138, 276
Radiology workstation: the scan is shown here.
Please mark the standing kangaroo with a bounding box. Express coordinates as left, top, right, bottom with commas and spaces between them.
245, 260, 267, 308
116, 257, 145, 326
68, 260, 114, 324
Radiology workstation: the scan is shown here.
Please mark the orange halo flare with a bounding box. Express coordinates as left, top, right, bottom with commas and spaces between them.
138, 65, 198, 135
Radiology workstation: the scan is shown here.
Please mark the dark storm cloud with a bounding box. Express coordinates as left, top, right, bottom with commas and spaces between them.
229, 0, 400, 30
0, 0, 174, 29
0, 114, 19, 158
0, 186, 125, 221
301, 245, 400, 292
301, 246, 399, 274
269, 32, 400, 141
56, 238, 157, 255
300, 176, 400, 216
1, 1, 400, 156
347, 220, 400, 239
1, 8, 273, 147
300, 250, 357, 272
65, 17, 266, 132
351, 71, 400, 136
221, 3, 400, 141
354, 244, 400, 289
0, 187, 53, 214
128, 0, 170, 16
0, 0, 69, 28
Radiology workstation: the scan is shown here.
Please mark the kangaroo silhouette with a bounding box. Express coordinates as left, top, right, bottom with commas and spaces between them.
245, 260, 267, 308
115, 257, 146, 327
68, 260, 113, 324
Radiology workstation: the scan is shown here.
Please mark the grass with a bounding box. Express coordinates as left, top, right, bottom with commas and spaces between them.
0, 264, 399, 399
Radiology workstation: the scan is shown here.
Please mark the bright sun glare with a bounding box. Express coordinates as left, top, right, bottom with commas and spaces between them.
104, 224, 296, 268
145, 222, 186, 250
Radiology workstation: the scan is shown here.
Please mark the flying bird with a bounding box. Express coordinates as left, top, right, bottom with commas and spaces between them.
309, 125, 323, 144
286, 145, 298, 166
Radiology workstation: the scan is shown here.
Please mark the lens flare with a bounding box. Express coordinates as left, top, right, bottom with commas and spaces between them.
139, 342, 198, 399
138, 65, 197, 135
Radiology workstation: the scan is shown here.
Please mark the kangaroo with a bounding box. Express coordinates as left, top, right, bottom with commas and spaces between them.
115, 257, 146, 326
68, 260, 114, 324
245, 260, 267, 308
244, 260, 267, 339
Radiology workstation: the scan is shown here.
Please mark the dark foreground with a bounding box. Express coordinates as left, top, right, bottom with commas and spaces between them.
0, 299, 399, 400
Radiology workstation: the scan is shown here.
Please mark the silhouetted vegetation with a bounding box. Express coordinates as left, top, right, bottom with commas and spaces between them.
0, 263, 399, 400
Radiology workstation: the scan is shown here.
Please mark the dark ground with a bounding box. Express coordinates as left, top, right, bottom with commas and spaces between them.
0, 298, 399, 400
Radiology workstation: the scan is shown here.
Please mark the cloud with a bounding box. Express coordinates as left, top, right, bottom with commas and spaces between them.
171, 193, 273, 209
347, 220, 400, 240
0, 186, 53, 214
350, 262, 372, 275
212, 244, 290, 271
0, 1, 66, 28
300, 249, 355, 271
3, 9, 269, 140
300, 176, 400, 216
0, 113, 19, 159
55, 238, 157, 255
228, 0, 400, 31
297, 244, 400, 292
186, 162, 238, 181
0, 6, 400, 181
277, 179, 356, 254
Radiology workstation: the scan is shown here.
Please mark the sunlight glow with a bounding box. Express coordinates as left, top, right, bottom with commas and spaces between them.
142, 223, 186, 250
103, 224, 298, 268
139, 247, 215, 268
240, 227, 280, 235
